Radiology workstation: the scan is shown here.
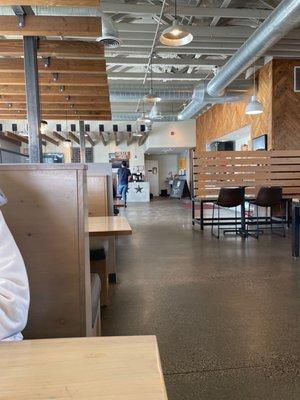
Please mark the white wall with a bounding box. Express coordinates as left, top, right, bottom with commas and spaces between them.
145, 154, 179, 194
145, 120, 196, 150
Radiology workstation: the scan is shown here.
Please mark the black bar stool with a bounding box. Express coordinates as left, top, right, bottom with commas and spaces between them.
211, 187, 245, 238
248, 186, 285, 238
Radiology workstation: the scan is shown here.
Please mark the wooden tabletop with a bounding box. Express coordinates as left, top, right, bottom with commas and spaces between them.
0, 336, 168, 400
89, 216, 132, 236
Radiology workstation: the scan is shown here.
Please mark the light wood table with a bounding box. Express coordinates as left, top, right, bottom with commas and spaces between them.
0, 336, 168, 400
89, 216, 132, 237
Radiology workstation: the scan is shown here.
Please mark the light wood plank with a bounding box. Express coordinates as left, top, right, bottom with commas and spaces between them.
0, 58, 106, 74
1, 1, 100, 6
0, 40, 104, 58
0, 16, 101, 38
0, 73, 108, 86
89, 216, 132, 236
0, 85, 109, 95
0, 336, 168, 400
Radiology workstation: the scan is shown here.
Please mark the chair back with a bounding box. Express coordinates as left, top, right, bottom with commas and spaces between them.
255, 186, 283, 207
216, 187, 244, 208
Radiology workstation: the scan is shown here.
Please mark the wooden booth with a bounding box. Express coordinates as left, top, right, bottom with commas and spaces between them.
0, 164, 99, 339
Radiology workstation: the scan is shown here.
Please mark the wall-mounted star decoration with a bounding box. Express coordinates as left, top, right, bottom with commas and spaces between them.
135, 185, 143, 193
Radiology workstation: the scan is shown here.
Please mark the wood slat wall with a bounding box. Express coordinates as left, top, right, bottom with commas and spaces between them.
193, 150, 300, 199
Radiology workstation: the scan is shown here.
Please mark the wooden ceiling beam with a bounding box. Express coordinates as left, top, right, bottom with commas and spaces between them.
4, 131, 28, 144
0, 132, 22, 146
0, 95, 109, 103
85, 133, 96, 146
68, 132, 80, 144
53, 131, 67, 141
0, 16, 101, 38
0, 73, 108, 86
41, 134, 59, 146
1, 1, 100, 5
0, 103, 111, 111
0, 85, 109, 96
0, 59, 107, 74
0, 40, 104, 58
99, 132, 108, 146
0, 115, 112, 120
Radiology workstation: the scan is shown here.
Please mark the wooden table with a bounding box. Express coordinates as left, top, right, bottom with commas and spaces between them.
89, 216, 132, 237
0, 336, 168, 400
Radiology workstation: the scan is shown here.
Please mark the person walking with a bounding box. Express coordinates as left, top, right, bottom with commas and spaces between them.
117, 161, 131, 207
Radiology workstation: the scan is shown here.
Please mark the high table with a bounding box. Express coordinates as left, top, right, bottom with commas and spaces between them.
0, 336, 168, 400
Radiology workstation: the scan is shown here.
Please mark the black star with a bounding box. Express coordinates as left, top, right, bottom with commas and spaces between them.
135, 185, 143, 193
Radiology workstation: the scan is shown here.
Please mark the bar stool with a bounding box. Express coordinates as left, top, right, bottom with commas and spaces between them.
248, 186, 285, 238
211, 187, 245, 238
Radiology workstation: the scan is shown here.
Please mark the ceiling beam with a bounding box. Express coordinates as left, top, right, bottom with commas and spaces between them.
0, 103, 111, 111
107, 72, 215, 81
127, 132, 134, 146
0, 16, 101, 38
0, 40, 104, 58
68, 131, 80, 144
0, 73, 108, 86
53, 131, 67, 141
4, 131, 28, 144
41, 134, 59, 146
211, 0, 233, 27
0, 95, 110, 103
0, 59, 107, 74
102, 3, 270, 19
3, 1, 100, 5
99, 132, 108, 146
138, 132, 149, 146
85, 133, 96, 146
116, 22, 300, 40
0, 85, 109, 95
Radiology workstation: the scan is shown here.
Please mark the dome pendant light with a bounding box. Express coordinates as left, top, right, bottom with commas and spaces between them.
246, 66, 263, 115
159, 0, 193, 47
144, 57, 162, 103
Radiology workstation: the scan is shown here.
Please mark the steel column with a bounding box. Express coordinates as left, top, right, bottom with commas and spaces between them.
23, 36, 42, 163
79, 120, 86, 163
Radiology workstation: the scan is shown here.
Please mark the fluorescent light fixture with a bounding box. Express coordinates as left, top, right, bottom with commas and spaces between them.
245, 95, 263, 115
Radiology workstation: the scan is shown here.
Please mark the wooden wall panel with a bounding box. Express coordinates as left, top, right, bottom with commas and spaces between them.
272, 60, 300, 150
196, 62, 273, 151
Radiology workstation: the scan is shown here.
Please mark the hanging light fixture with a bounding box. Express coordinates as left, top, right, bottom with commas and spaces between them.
149, 103, 163, 120
137, 102, 151, 124
144, 57, 162, 103
159, 0, 193, 47
246, 66, 263, 115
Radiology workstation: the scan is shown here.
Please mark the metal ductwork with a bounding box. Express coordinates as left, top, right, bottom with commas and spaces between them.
33, 7, 121, 48
207, 0, 300, 97
178, 82, 244, 120
179, 0, 300, 120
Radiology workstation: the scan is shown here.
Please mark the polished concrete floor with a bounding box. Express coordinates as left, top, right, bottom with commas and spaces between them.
102, 199, 300, 400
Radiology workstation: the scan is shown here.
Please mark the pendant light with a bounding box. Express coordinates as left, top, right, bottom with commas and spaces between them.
144, 57, 162, 103
246, 66, 263, 115
137, 102, 151, 124
159, 0, 193, 47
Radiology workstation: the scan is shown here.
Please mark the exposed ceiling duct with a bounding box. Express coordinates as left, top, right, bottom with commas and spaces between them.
179, 0, 300, 120
178, 82, 244, 120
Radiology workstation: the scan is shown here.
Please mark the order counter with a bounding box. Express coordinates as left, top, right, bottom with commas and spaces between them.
127, 181, 150, 202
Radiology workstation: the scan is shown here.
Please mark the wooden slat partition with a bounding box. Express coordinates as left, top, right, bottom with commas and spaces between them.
193, 150, 300, 199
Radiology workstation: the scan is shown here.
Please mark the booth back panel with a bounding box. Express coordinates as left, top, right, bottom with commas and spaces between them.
0, 164, 92, 339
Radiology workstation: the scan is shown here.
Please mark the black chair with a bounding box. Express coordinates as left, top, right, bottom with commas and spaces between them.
248, 186, 285, 238
211, 187, 245, 238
